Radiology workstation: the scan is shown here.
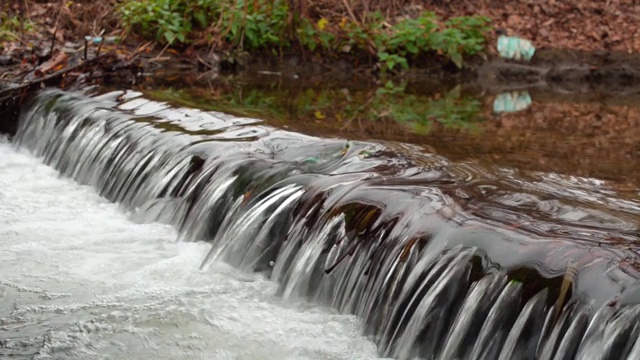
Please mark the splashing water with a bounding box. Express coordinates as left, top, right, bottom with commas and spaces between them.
0, 139, 380, 359
9, 88, 640, 359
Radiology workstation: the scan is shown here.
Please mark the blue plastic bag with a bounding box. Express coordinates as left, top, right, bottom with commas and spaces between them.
497, 35, 535, 61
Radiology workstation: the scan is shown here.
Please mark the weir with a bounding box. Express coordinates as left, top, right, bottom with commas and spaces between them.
11, 88, 640, 359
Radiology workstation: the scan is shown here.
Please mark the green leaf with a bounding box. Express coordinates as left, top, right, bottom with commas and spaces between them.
163, 30, 174, 43
193, 11, 207, 27
386, 58, 396, 70
450, 52, 463, 68
398, 57, 409, 69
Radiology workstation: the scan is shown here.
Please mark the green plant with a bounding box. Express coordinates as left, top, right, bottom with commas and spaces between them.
307, 11, 491, 72
367, 82, 483, 133
298, 18, 335, 52
119, 0, 290, 48
377, 52, 408, 71
147, 79, 484, 137
119, 0, 210, 43
373, 12, 491, 71
383, 12, 438, 56
118, 0, 490, 70
428, 16, 491, 68
221, 0, 290, 50
0, 11, 35, 43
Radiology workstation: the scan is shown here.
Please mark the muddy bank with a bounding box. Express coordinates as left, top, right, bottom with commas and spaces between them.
478, 49, 640, 94
225, 47, 640, 96
4, 47, 640, 100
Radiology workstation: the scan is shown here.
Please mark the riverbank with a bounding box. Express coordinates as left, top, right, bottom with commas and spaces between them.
2, 1, 640, 83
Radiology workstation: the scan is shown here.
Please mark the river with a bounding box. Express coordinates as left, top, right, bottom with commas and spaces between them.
0, 139, 381, 359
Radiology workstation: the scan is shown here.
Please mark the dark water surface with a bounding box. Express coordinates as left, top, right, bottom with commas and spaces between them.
135, 71, 640, 191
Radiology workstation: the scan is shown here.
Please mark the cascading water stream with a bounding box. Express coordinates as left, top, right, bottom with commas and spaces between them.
0, 138, 380, 359
11, 88, 640, 359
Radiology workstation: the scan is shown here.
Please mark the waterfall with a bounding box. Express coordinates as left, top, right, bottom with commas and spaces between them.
12, 88, 640, 359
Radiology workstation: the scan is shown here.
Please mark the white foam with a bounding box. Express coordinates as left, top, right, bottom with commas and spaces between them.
0, 139, 382, 359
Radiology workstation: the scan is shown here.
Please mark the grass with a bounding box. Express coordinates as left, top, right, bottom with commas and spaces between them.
0, 10, 35, 44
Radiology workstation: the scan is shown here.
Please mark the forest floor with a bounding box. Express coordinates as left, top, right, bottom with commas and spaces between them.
1, 0, 639, 90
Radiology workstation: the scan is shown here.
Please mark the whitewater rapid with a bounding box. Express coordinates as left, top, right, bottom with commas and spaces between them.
0, 139, 381, 359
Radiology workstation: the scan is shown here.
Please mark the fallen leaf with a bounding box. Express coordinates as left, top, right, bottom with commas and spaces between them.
34, 52, 69, 77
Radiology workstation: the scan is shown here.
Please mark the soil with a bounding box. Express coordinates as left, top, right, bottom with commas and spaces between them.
454, 0, 640, 54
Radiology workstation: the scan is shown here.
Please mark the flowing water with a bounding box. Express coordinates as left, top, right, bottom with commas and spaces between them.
2, 85, 640, 359
0, 139, 380, 359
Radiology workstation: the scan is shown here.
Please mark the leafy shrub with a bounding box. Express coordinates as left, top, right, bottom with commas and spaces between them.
119, 0, 289, 48
118, 0, 491, 70
298, 18, 335, 52
120, 0, 208, 43
295, 11, 491, 71
220, 0, 290, 49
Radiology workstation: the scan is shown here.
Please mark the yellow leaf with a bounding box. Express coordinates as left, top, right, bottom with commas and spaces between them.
339, 17, 348, 29
317, 18, 329, 31
314, 110, 325, 120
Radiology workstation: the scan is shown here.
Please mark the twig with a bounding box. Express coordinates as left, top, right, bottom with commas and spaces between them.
49, 27, 58, 56
23, 0, 31, 22
132, 41, 154, 57
340, 0, 359, 25
0, 31, 29, 47
96, 35, 104, 57
551, 259, 577, 328
149, 40, 173, 62
196, 54, 215, 70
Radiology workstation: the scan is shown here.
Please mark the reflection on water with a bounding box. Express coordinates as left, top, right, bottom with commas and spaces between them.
144, 81, 485, 135
130, 73, 640, 189
492, 91, 532, 114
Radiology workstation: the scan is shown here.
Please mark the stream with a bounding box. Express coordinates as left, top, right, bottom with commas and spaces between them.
1, 73, 639, 359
